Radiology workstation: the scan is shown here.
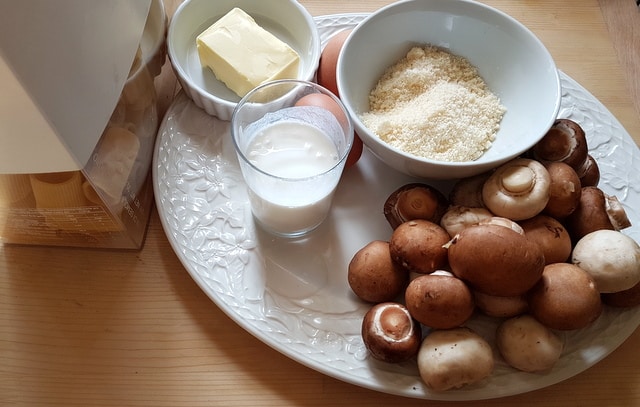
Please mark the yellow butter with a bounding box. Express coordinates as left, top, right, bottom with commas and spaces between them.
196, 7, 300, 98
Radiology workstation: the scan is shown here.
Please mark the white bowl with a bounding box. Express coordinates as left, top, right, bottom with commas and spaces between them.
167, 0, 321, 121
337, 0, 561, 180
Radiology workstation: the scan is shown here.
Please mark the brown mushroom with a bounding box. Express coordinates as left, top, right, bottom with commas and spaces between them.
447, 222, 545, 297
473, 291, 528, 318
404, 273, 475, 329
482, 158, 551, 221
542, 161, 582, 219
563, 186, 631, 243
383, 183, 449, 229
348, 240, 409, 303
448, 171, 492, 208
389, 220, 450, 274
528, 263, 602, 330
602, 280, 640, 308
531, 118, 589, 171
520, 214, 572, 264
576, 154, 600, 187
361, 302, 422, 363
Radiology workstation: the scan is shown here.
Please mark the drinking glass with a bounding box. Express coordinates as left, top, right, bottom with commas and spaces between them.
231, 79, 354, 237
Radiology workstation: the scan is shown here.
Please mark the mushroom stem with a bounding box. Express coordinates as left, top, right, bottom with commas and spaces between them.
362, 302, 422, 363
605, 194, 632, 230
482, 158, 551, 221
564, 186, 632, 242
500, 165, 536, 194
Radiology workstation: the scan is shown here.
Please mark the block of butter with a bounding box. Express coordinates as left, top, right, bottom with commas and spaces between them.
196, 7, 300, 98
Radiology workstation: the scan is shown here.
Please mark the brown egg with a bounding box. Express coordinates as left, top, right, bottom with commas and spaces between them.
315, 29, 364, 167
295, 93, 362, 167
295, 93, 348, 126
317, 29, 352, 97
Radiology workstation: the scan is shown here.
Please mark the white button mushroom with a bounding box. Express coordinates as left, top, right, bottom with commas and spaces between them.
496, 314, 564, 373
482, 158, 551, 221
417, 327, 494, 392
439, 205, 494, 238
571, 229, 640, 293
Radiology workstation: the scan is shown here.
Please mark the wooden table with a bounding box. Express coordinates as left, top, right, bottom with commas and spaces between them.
2, 1, 640, 405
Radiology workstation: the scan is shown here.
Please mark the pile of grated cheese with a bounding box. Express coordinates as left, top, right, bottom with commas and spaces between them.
360, 46, 506, 162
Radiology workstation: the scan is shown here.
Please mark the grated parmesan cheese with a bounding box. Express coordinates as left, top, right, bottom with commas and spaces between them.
360, 46, 506, 162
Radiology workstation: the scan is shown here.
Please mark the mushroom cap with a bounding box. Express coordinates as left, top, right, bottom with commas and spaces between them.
520, 214, 572, 265
389, 220, 450, 274
404, 274, 475, 329
496, 314, 564, 373
473, 290, 528, 318
576, 154, 600, 187
448, 171, 492, 208
542, 161, 582, 219
417, 327, 494, 392
482, 158, 551, 221
348, 240, 409, 303
563, 186, 631, 243
571, 229, 640, 293
447, 223, 545, 296
361, 302, 422, 363
531, 118, 589, 170
528, 263, 602, 330
383, 183, 449, 229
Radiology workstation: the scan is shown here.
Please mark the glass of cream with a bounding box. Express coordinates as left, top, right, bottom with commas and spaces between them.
231, 79, 354, 238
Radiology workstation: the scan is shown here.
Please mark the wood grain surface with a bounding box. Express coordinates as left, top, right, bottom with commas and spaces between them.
1, 1, 639, 406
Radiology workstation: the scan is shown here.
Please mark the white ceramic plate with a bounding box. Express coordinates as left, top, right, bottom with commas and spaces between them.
153, 14, 640, 401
